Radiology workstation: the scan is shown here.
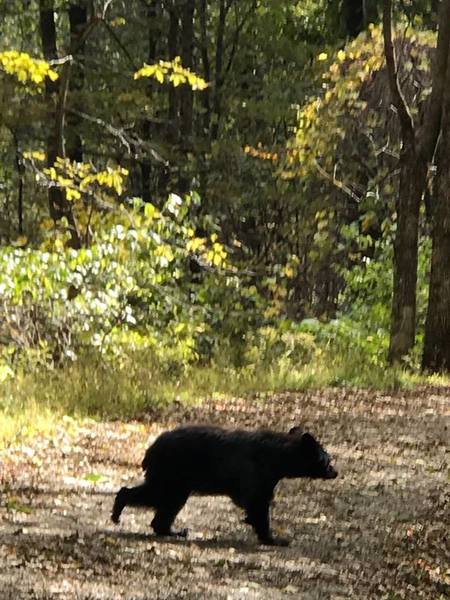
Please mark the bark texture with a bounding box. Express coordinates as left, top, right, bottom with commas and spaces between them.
422, 58, 450, 371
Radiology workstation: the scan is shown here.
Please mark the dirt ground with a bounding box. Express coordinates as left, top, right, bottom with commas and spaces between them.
1, 388, 449, 599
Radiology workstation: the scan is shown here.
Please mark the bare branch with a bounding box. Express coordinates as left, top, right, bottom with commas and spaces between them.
314, 160, 362, 203
67, 108, 168, 165
102, 0, 114, 19
68, 108, 131, 154
48, 54, 73, 66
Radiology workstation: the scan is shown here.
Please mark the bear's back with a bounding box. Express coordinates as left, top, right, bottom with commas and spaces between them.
142, 425, 290, 493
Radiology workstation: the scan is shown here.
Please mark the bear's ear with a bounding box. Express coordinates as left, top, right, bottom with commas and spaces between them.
288, 426, 304, 436
300, 432, 317, 448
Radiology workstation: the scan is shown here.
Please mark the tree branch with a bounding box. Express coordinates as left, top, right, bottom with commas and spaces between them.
223, 1, 256, 79
101, 20, 140, 70
382, 0, 415, 144
314, 160, 362, 203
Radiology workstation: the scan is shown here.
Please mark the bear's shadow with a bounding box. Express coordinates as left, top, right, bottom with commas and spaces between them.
102, 527, 286, 553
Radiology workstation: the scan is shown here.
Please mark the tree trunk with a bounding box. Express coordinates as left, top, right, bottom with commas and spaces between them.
67, 1, 88, 163
179, 0, 194, 193
422, 176, 450, 370
167, 2, 180, 145
422, 69, 450, 371
197, 0, 211, 202
388, 152, 427, 362
12, 131, 24, 236
179, 0, 194, 142
343, 0, 364, 38
39, 0, 82, 248
211, 0, 227, 141
39, 1, 65, 219
198, 0, 211, 135
141, 0, 162, 202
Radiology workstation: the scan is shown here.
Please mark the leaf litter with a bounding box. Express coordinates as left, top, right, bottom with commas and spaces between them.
0, 387, 449, 599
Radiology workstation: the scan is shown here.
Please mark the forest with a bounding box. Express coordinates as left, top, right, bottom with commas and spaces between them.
0, 1, 449, 598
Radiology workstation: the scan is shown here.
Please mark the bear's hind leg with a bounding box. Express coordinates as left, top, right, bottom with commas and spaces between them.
111, 483, 152, 524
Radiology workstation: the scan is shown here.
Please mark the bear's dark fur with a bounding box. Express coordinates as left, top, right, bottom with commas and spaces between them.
112, 425, 337, 546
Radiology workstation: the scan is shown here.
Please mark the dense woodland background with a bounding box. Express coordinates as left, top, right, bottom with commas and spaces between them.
1, 0, 450, 425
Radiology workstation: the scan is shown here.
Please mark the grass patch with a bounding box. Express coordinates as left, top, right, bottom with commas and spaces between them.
0, 401, 60, 449
1, 350, 449, 447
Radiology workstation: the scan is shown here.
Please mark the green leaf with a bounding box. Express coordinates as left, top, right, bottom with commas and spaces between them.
83, 473, 106, 484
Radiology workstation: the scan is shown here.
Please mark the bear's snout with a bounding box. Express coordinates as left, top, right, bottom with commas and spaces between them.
325, 465, 338, 479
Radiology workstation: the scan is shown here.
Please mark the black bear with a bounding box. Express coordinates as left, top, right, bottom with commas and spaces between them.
112, 425, 337, 546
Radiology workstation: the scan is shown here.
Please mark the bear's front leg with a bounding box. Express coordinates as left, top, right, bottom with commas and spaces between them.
150, 492, 189, 538
245, 497, 289, 547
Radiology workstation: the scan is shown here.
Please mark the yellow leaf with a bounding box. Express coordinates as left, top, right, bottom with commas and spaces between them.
32, 150, 46, 161
284, 266, 295, 278
47, 69, 59, 81
110, 16, 126, 27
12, 235, 28, 247
40, 218, 55, 231
54, 238, 64, 251
212, 254, 222, 266
187, 237, 206, 252
66, 188, 81, 201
